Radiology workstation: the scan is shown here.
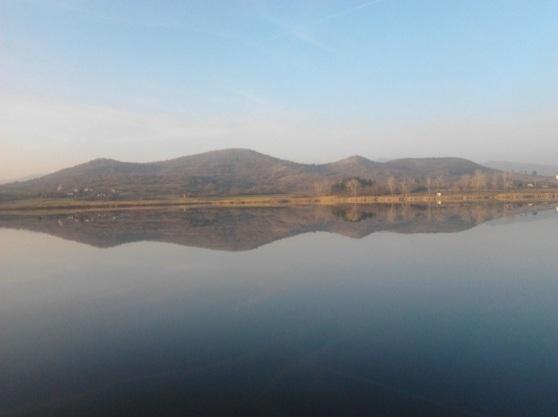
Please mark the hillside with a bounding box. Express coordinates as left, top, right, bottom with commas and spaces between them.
484, 161, 558, 177
0, 149, 494, 200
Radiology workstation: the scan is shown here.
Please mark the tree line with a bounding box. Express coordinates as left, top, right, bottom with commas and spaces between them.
324, 171, 549, 196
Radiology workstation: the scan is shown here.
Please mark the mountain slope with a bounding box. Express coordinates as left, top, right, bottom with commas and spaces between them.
484, 161, 558, 177
0, 149, 495, 199
384, 157, 488, 177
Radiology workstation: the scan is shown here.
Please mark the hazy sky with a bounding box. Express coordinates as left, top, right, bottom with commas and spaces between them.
1, 0, 557, 180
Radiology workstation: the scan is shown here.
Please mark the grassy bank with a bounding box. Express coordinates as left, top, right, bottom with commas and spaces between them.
1, 190, 557, 214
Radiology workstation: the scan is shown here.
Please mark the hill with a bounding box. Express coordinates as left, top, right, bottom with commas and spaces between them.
0, 149, 495, 200
484, 161, 558, 177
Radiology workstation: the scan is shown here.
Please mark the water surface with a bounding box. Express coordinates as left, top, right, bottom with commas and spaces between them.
1, 204, 557, 416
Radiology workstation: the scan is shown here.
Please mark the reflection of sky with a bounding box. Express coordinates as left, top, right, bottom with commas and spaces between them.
1, 213, 558, 416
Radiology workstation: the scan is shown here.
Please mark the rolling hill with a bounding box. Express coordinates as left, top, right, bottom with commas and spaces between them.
0, 148, 494, 200
484, 161, 558, 177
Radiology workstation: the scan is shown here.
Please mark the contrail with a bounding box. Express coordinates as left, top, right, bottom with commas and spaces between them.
256, 0, 386, 51
312, 0, 387, 26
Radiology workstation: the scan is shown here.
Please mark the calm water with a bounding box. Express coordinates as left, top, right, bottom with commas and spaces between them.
1, 204, 557, 417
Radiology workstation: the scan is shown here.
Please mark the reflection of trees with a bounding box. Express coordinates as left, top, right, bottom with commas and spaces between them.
331, 206, 376, 222
329, 203, 535, 228
0, 203, 549, 251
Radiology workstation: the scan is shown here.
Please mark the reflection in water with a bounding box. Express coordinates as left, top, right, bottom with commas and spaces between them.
0, 203, 550, 251
0, 204, 557, 417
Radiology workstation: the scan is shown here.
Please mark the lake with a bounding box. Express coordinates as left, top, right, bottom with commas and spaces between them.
1, 203, 557, 417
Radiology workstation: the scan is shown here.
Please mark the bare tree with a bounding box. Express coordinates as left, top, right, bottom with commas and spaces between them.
399, 178, 410, 196
346, 178, 361, 197
386, 176, 396, 195
502, 171, 513, 191
463, 174, 473, 192
426, 176, 433, 195
489, 173, 501, 190
313, 180, 331, 196
433, 175, 445, 191
471, 170, 487, 192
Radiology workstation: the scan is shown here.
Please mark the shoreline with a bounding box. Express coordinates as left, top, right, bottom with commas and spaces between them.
1, 190, 558, 215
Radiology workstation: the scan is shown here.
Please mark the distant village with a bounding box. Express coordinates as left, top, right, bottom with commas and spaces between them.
56, 185, 120, 200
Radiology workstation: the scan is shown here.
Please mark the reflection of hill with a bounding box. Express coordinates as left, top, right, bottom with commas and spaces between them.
0, 204, 549, 251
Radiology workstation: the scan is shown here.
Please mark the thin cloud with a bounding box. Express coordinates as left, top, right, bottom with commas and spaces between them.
256, 10, 339, 54
255, 0, 386, 52
312, 0, 386, 25
22, 0, 254, 47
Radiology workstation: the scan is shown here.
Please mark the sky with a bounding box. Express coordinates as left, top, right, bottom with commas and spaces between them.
1, 0, 557, 180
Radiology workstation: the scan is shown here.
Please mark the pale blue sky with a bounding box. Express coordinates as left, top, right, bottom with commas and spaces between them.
1, 0, 557, 179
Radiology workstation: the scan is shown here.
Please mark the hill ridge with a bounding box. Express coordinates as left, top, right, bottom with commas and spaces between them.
0, 148, 498, 199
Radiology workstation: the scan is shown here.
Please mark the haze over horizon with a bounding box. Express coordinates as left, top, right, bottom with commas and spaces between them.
2, 0, 557, 181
